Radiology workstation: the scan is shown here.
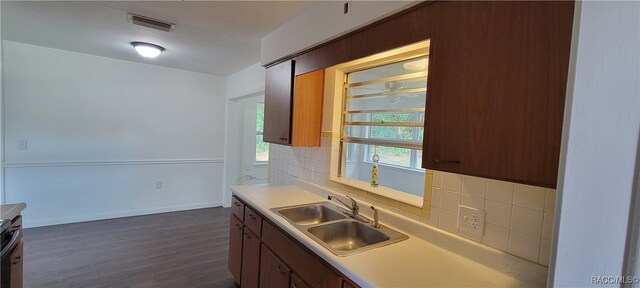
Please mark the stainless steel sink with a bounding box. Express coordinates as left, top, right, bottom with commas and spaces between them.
276, 203, 346, 225
307, 220, 387, 250
271, 202, 409, 256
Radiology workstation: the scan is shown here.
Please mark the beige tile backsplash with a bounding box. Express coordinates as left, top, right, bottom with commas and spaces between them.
268, 140, 555, 266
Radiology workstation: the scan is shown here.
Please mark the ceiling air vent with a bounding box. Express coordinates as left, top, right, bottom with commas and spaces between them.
128, 13, 175, 32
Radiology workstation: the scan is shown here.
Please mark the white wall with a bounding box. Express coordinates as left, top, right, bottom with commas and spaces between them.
2, 41, 227, 227
222, 62, 266, 207
551, 1, 640, 286
260, 1, 415, 64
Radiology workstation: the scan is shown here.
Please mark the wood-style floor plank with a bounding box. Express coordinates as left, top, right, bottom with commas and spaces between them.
23, 208, 237, 288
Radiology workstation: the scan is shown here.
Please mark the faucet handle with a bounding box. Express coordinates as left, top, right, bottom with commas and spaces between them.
370, 205, 380, 228
345, 195, 357, 207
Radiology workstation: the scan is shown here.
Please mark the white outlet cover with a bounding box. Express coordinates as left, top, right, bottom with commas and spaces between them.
458, 205, 485, 240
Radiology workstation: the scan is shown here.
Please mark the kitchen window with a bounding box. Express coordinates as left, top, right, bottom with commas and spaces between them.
255, 102, 269, 162
341, 55, 427, 173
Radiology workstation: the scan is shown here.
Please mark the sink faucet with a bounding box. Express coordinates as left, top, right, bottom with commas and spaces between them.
328, 195, 370, 223
370, 206, 380, 228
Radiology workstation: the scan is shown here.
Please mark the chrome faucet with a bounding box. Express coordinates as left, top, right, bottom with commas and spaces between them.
370, 206, 380, 228
328, 195, 370, 223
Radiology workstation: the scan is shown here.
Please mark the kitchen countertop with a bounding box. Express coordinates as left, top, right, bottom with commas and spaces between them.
1, 202, 26, 221
232, 182, 547, 288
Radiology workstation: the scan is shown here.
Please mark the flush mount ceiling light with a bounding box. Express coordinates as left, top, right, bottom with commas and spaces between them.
131, 42, 165, 58
403, 58, 429, 71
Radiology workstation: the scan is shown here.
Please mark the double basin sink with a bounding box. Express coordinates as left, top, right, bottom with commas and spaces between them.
271, 202, 408, 256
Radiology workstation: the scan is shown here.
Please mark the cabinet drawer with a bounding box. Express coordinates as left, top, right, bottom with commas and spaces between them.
231, 196, 245, 221
262, 221, 341, 288
244, 206, 263, 236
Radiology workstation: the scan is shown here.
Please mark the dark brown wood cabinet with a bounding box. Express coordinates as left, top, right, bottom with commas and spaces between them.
263, 60, 324, 147
422, 1, 574, 188
259, 245, 291, 288
228, 215, 243, 282
241, 228, 261, 288
342, 279, 357, 288
291, 273, 310, 288
228, 196, 359, 288
261, 1, 573, 188
231, 196, 245, 221
264, 60, 295, 145
262, 221, 341, 288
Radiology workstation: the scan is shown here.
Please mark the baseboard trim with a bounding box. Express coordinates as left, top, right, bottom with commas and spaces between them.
3, 158, 224, 168
23, 202, 223, 228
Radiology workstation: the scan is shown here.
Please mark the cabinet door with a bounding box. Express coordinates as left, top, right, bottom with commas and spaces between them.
240, 228, 261, 288
244, 207, 263, 237
262, 221, 341, 288
423, 1, 574, 188
291, 273, 310, 288
10, 240, 23, 288
264, 60, 295, 145
292, 69, 324, 147
341, 279, 358, 288
228, 215, 243, 283
259, 245, 290, 288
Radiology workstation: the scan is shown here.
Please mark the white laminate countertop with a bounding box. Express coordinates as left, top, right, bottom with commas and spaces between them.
1, 203, 26, 221
231, 182, 547, 288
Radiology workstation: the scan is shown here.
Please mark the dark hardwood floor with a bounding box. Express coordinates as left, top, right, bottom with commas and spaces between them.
23, 208, 237, 288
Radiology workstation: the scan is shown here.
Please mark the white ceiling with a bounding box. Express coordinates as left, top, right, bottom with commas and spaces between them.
1, 1, 313, 76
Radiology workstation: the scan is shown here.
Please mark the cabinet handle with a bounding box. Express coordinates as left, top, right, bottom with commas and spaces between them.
11, 256, 21, 265
279, 137, 288, 141
235, 224, 242, 230
434, 158, 460, 164
233, 201, 241, 207
276, 265, 288, 275
248, 213, 256, 219
243, 232, 251, 239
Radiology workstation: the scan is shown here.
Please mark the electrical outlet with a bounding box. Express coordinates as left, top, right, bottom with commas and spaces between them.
17, 140, 28, 150
458, 205, 485, 239
155, 181, 162, 189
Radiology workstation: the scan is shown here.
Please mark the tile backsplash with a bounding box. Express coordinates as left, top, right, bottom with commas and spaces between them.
268, 139, 555, 266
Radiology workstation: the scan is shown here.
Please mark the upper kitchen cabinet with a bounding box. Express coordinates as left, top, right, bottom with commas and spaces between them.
422, 1, 574, 188
264, 60, 295, 145
291, 69, 324, 147
264, 60, 324, 147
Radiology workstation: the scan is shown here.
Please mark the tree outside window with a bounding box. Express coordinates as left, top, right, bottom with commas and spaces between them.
256, 103, 269, 162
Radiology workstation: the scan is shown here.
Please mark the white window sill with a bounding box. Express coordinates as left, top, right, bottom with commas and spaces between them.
329, 176, 424, 208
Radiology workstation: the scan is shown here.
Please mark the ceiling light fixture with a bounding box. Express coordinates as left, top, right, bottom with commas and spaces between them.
131, 42, 165, 58
403, 58, 428, 71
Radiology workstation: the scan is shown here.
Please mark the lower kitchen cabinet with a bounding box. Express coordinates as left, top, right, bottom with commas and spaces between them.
241, 228, 261, 288
228, 196, 359, 288
228, 215, 243, 282
291, 273, 310, 288
341, 280, 357, 288
259, 245, 291, 287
